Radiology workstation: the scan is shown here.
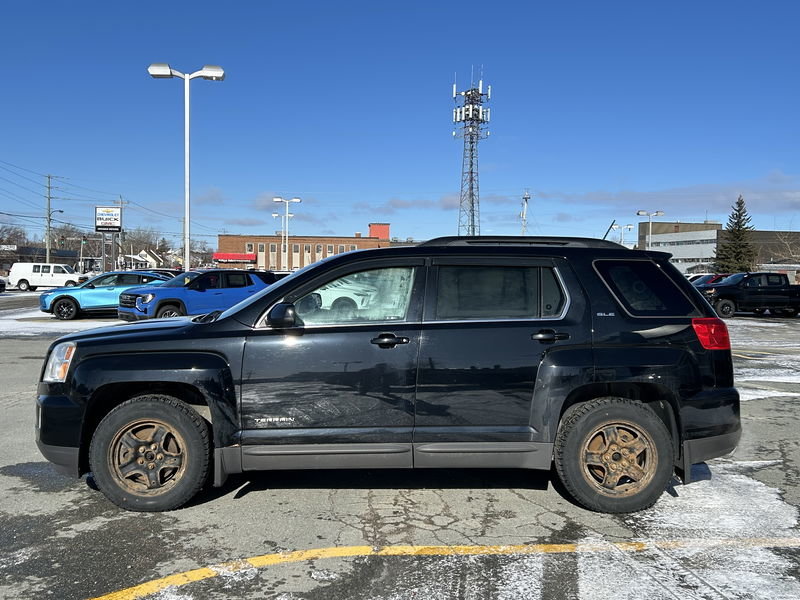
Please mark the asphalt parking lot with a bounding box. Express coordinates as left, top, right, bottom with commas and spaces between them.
1, 291, 799, 600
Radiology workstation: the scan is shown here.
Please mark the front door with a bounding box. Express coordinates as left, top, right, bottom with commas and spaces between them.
240, 260, 425, 470
414, 258, 589, 468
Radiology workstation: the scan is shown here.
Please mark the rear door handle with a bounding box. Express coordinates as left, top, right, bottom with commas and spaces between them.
371, 333, 410, 348
531, 329, 570, 343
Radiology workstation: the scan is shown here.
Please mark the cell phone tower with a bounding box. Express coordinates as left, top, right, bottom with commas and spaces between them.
453, 74, 491, 236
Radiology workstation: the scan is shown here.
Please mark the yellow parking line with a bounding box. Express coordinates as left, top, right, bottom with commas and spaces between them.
89, 538, 800, 600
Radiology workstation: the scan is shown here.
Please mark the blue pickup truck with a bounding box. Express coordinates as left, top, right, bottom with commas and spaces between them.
117, 269, 280, 320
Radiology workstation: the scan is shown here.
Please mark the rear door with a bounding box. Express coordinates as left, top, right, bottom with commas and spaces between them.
414, 257, 589, 468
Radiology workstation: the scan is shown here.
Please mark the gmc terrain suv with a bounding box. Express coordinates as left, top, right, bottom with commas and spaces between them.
36, 237, 740, 513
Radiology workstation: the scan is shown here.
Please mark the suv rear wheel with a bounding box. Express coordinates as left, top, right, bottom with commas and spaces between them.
714, 299, 736, 318
89, 395, 210, 511
555, 397, 674, 513
53, 298, 78, 320
17, 279, 30, 291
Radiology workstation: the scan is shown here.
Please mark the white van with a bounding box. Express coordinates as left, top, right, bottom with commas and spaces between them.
8, 262, 79, 291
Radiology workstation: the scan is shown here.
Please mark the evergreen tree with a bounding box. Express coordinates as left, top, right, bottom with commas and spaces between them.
714, 195, 757, 272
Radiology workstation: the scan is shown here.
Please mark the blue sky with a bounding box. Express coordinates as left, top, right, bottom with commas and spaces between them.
1, 1, 798, 247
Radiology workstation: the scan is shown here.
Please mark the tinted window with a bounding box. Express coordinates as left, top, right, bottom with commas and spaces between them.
141, 275, 162, 284
252, 272, 277, 284
595, 260, 697, 317
33, 265, 41, 273
435, 266, 542, 320
224, 272, 250, 288
162, 272, 202, 288
541, 268, 566, 317
767, 274, 784, 287
295, 267, 415, 325
41, 266, 51, 274
195, 274, 220, 289
119, 274, 141, 285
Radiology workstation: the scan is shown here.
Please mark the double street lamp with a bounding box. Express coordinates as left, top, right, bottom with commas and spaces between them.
636, 210, 665, 250
272, 197, 301, 270
147, 63, 225, 271
611, 223, 634, 247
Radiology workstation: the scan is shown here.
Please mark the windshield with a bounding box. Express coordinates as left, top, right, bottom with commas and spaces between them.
692, 275, 715, 286
62, 265, 76, 273
716, 273, 745, 285
160, 271, 203, 288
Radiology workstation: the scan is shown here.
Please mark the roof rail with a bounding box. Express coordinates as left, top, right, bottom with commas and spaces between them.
418, 236, 625, 249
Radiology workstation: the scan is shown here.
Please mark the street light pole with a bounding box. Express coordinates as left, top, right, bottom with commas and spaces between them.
148, 63, 225, 271
636, 210, 664, 250
273, 197, 301, 270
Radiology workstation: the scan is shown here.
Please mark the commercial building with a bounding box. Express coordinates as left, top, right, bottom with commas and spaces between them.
214, 223, 395, 271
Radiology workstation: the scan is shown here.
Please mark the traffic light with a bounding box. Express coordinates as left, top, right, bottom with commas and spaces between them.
59, 236, 65, 247
81, 236, 87, 244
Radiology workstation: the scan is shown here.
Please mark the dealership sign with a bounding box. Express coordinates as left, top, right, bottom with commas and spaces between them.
95, 206, 122, 232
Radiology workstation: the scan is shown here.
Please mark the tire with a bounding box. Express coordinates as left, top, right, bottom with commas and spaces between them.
65, 280, 77, 287
88, 395, 210, 511
17, 280, 30, 292
331, 296, 357, 319
156, 304, 183, 319
53, 298, 79, 320
714, 299, 736, 319
554, 397, 674, 513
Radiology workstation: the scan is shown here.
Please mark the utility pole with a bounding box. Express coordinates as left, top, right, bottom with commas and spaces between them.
453, 72, 491, 236
520, 189, 530, 236
45, 175, 52, 263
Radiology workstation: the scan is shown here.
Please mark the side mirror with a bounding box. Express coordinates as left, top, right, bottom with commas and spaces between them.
268, 302, 298, 328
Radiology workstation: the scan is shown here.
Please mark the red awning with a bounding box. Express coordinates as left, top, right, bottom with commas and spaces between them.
212, 252, 256, 263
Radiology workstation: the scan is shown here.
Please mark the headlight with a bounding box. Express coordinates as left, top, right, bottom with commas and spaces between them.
141, 293, 155, 304
43, 342, 77, 383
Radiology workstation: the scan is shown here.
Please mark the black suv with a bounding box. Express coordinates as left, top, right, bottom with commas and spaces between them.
36, 237, 740, 513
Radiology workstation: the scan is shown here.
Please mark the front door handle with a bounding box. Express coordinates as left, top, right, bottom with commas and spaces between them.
531, 329, 570, 343
371, 333, 410, 348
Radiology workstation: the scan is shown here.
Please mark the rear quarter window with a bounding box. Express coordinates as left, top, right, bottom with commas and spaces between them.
594, 259, 698, 317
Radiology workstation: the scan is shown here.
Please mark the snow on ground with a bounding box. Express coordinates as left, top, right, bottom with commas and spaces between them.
0, 308, 124, 336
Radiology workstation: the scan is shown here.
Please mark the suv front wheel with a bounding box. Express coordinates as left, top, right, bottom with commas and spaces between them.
554, 397, 674, 513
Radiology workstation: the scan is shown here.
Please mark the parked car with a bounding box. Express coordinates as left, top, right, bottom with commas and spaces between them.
36, 236, 740, 514
142, 268, 183, 278
9, 262, 80, 291
699, 272, 800, 318
117, 269, 281, 320
0, 277, 6, 294
691, 273, 730, 287
39, 271, 171, 320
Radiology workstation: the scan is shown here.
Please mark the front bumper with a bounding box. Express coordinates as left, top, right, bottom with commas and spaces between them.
118, 308, 150, 322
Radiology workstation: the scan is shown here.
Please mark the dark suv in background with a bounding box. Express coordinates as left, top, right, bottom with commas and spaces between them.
36, 237, 740, 513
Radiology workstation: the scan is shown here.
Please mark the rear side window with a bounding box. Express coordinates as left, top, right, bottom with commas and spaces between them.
225, 273, 250, 288
434, 266, 565, 320
33, 265, 41, 273
595, 260, 697, 317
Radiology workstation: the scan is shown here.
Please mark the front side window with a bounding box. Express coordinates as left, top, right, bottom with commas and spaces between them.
92, 274, 119, 287
194, 273, 221, 290
595, 260, 697, 317
294, 266, 416, 326
434, 266, 548, 320
54, 266, 65, 274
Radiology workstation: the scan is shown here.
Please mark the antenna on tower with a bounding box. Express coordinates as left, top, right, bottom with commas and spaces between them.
453, 70, 491, 236
520, 189, 530, 236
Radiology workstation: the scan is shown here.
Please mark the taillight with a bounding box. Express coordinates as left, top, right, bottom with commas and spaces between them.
692, 317, 731, 350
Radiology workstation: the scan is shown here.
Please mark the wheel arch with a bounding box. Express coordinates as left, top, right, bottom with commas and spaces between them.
73, 353, 238, 476
555, 382, 681, 459
155, 298, 188, 315
50, 294, 81, 311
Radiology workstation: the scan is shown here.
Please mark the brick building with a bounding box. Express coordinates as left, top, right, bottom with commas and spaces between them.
214, 223, 394, 271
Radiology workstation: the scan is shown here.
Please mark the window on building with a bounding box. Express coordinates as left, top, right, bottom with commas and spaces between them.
246, 243, 254, 253
338, 245, 345, 254
350, 245, 357, 251
292, 244, 300, 253
258, 243, 265, 252
304, 244, 311, 253
327, 244, 334, 255
316, 244, 323, 254
270, 243, 277, 252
